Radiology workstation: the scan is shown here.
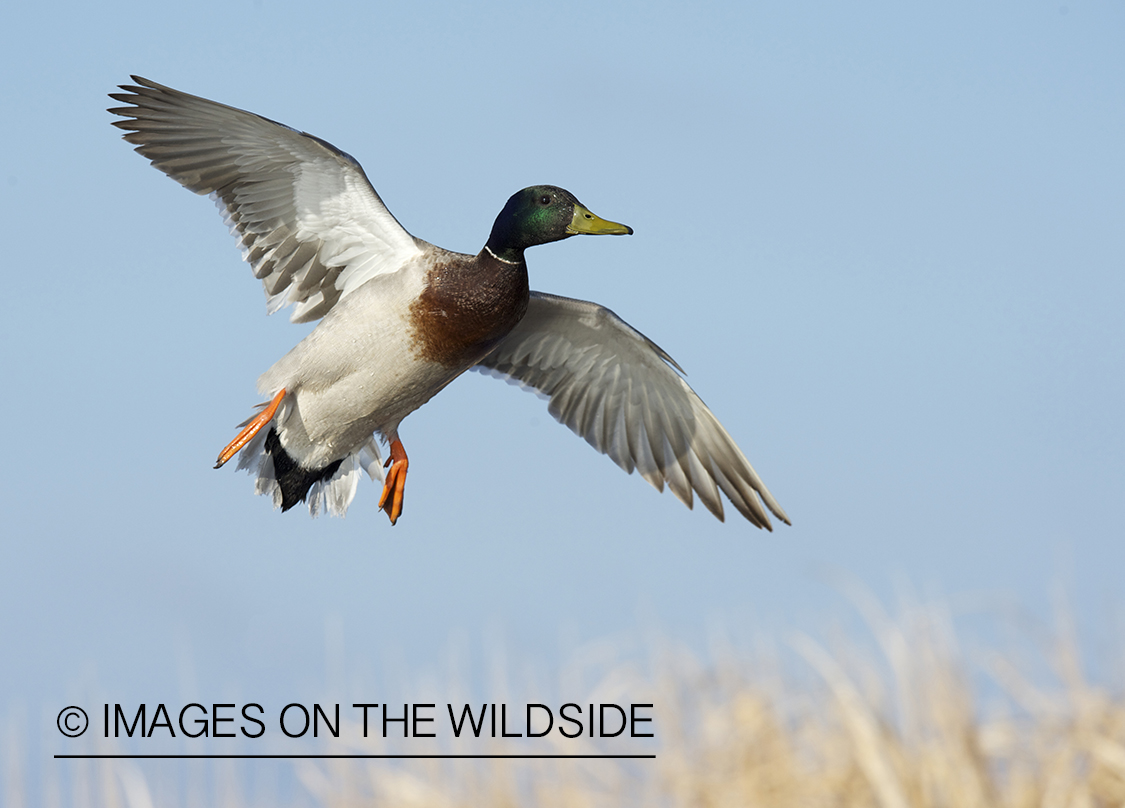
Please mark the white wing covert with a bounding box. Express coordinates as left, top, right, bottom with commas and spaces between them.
110, 76, 423, 323
475, 292, 790, 529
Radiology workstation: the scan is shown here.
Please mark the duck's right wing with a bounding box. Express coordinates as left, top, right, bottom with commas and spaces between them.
109, 76, 424, 323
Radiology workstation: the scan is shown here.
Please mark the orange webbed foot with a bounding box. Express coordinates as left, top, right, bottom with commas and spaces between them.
377, 438, 409, 525
214, 388, 286, 469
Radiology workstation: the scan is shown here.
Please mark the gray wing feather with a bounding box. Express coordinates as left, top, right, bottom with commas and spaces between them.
475, 292, 790, 529
109, 76, 423, 323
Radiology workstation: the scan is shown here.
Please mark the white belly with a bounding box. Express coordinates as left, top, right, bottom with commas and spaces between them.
255, 269, 463, 469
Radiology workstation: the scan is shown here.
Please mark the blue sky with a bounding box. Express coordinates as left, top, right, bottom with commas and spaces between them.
2, 0, 1123, 775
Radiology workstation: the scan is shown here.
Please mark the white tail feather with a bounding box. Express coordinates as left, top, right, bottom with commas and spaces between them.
234, 428, 384, 517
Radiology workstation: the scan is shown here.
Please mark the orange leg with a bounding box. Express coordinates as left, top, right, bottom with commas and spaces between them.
214, 388, 287, 469
377, 438, 409, 525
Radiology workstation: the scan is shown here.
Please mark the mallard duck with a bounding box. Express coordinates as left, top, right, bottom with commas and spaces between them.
109, 76, 790, 529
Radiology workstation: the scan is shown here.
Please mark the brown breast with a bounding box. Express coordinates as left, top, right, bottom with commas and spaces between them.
407, 249, 530, 368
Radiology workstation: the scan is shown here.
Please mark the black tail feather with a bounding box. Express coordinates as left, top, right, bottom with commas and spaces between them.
264, 428, 344, 511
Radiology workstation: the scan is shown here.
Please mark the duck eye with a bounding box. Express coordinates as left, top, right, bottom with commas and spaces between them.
539, 195, 551, 205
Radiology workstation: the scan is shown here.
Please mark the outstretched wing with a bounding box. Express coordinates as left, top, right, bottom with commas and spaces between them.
475, 292, 790, 528
109, 76, 424, 323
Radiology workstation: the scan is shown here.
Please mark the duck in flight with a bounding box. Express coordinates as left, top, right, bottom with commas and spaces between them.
109, 76, 790, 529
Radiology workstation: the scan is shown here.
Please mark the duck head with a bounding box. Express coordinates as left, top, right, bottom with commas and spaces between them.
485, 185, 632, 263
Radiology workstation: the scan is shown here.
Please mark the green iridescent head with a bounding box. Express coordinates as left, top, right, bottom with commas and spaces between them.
485, 185, 632, 262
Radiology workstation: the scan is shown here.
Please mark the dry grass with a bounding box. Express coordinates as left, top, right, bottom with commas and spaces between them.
7, 599, 1125, 807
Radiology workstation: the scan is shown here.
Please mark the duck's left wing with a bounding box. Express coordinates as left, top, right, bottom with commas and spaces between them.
109, 76, 423, 323
474, 292, 790, 528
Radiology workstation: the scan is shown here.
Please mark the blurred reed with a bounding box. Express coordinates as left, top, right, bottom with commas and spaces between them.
7, 597, 1124, 807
